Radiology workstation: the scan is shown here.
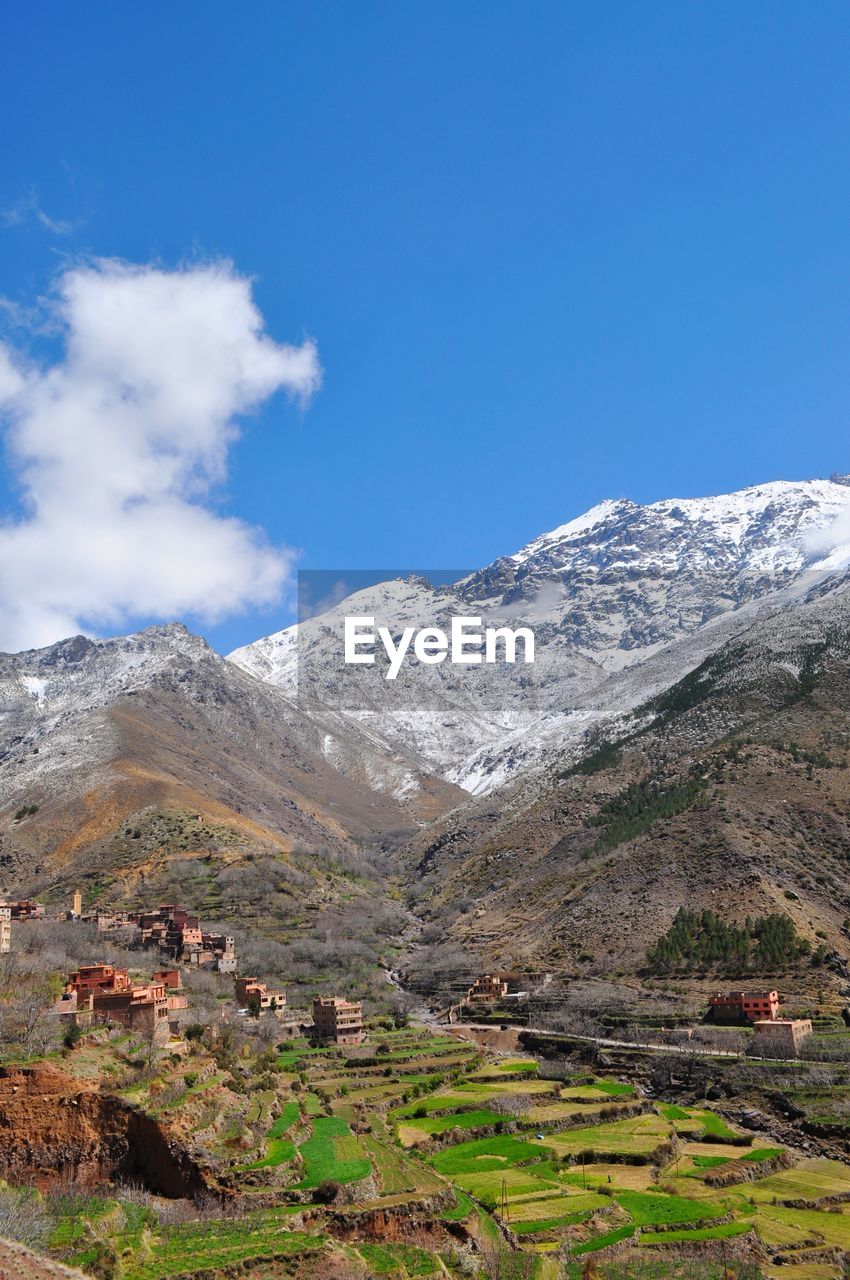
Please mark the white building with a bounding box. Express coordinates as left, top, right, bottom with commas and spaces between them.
0, 905, 11, 954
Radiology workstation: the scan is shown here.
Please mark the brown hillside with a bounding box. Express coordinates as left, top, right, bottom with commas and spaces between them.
404, 584, 850, 1003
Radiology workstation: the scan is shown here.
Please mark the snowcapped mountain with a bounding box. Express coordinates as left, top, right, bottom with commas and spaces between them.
0, 622, 465, 891
229, 478, 850, 791
5, 474, 850, 900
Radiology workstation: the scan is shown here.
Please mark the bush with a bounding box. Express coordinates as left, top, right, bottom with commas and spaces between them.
63, 1021, 82, 1049
315, 1179, 342, 1204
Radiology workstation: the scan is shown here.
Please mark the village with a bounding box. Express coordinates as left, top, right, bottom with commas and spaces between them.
0, 892, 821, 1064
0, 893, 366, 1050
460, 972, 815, 1059
4, 891, 850, 1280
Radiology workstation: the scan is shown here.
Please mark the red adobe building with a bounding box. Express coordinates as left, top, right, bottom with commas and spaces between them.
64, 964, 170, 1042
68, 964, 132, 996
709, 989, 780, 1024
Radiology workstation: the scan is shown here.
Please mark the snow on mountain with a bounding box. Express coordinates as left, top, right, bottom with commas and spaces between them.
0, 624, 463, 833
228, 478, 850, 793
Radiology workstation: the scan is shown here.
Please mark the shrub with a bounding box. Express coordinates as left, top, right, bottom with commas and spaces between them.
315, 1179, 342, 1204
63, 1021, 82, 1049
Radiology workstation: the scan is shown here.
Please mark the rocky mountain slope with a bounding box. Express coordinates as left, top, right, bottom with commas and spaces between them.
229, 478, 850, 791
403, 570, 850, 989
6, 475, 850, 993
0, 623, 463, 901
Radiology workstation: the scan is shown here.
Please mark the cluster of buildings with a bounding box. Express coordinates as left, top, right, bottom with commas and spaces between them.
53, 958, 365, 1048
0, 897, 44, 921
232, 980, 364, 1045
136, 904, 237, 974
65, 896, 238, 977
709, 988, 812, 1056
55, 963, 187, 1044
5, 888, 368, 1049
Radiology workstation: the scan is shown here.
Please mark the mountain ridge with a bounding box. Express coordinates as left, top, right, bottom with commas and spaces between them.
229, 476, 850, 791
401, 573, 850, 1000
5, 474, 850, 999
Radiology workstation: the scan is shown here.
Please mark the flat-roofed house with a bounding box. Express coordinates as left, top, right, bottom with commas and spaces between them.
234, 976, 287, 1015
466, 974, 509, 1004
709, 990, 780, 1024
752, 1018, 812, 1058
311, 995, 364, 1045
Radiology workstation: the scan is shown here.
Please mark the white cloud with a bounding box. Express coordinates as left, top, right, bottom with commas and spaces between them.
0, 258, 321, 651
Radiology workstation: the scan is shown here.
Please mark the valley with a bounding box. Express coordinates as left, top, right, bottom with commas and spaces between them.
6, 478, 850, 1275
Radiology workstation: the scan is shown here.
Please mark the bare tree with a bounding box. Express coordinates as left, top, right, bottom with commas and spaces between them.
0, 1187, 51, 1249
478, 1237, 535, 1280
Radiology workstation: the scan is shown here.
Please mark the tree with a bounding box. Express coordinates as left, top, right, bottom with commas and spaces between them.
478, 1238, 535, 1279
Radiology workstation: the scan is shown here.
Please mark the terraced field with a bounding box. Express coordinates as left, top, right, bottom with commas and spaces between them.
377, 1049, 850, 1276
15, 1023, 850, 1279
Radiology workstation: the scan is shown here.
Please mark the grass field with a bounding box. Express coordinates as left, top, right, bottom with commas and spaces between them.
614, 1189, 724, 1226
117, 1216, 323, 1280
398, 1107, 505, 1142
546, 1113, 670, 1157
755, 1203, 850, 1250
429, 1134, 554, 1175
355, 1242, 441, 1275
746, 1157, 850, 1204
470, 1058, 540, 1078
295, 1115, 372, 1188
33, 1019, 850, 1280
637, 1221, 751, 1245
243, 1100, 300, 1169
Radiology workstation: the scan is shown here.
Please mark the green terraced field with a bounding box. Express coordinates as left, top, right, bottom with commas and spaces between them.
294, 1115, 372, 1188
355, 1242, 441, 1275
563, 1161, 657, 1191
399, 1107, 505, 1136
449, 1164, 560, 1201
523, 1099, 630, 1123
755, 1203, 850, 1250
747, 1157, 850, 1204
638, 1221, 751, 1244
506, 1190, 610, 1223
243, 1100, 300, 1169
34, 1016, 850, 1280
614, 1189, 725, 1226
429, 1134, 552, 1174
546, 1112, 671, 1157
470, 1058, 540, 1078
117, 1217, 324, 1280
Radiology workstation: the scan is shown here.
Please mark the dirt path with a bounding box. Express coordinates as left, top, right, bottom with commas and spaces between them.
442, 1023, 524, 1054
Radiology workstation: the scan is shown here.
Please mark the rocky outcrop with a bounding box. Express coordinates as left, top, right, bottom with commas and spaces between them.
0, 1063, 210, 1198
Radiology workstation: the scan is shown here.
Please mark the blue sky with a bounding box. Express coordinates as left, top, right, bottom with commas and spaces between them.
2, 3, 850, 652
